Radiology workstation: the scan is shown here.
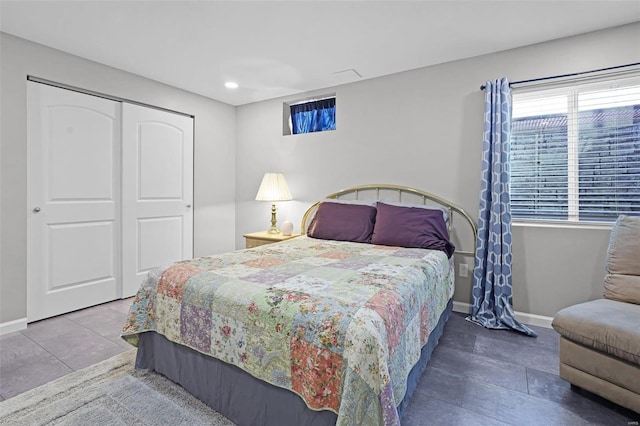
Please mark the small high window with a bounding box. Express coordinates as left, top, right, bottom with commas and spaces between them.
283, 96, 336, 135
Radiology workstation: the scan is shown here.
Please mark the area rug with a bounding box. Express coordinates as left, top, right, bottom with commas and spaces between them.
0, 349, 236, 425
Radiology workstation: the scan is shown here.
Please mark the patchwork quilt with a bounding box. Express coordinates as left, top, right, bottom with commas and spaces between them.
122, 236, 453, 426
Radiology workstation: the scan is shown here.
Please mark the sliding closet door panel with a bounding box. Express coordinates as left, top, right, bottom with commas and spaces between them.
122, 104, 193, 297
138, 124, 184, 199
138, 217, 183, 270
27, 82, 121, 322
48, 222, 115, 287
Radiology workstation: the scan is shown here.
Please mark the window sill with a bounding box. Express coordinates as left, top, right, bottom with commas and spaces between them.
512, 220, 613, 231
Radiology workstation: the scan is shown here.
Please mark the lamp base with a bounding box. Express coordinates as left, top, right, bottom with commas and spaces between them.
268, 203, 279, 234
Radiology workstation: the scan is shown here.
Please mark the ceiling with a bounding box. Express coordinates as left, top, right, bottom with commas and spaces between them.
1, 1, 639, 106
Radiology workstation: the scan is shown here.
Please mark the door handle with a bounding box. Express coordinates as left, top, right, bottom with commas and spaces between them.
186, 204, 192, 208
33, 207, 41, 213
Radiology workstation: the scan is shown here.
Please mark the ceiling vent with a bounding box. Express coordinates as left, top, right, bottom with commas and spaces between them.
331, 68, 362, 79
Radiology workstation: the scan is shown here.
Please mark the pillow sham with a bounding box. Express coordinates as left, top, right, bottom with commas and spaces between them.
323, 198, 377, 207
307, 201, 376, 243
371, 202, 455, 257
377, 200, 450, 223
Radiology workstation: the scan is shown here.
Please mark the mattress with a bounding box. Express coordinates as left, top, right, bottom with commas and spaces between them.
122, 236, 454, 425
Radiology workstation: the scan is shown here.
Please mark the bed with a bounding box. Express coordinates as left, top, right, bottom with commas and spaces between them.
121, 184, 477, 426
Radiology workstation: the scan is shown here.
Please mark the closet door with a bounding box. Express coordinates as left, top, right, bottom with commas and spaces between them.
27, 82, 121, 322
121, 104, 193, 297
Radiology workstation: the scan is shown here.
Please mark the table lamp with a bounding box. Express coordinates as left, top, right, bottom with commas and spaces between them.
255, 173, 292, 234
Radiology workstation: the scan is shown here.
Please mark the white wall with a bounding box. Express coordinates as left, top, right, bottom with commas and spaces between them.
235, 23, 640, 318
0, 33, 237, 325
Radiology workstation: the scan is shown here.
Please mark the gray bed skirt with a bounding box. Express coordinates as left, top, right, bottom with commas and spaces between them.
135, 299, 453, 425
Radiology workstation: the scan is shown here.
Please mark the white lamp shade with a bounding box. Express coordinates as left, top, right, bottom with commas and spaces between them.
255, 173, 292, 201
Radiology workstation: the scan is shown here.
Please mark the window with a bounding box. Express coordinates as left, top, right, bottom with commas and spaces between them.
284, 96, 336, 135
510, 76, 640, 222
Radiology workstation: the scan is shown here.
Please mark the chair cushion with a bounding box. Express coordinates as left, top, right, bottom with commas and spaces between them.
552, 298, 640, 367
605, 275, 640, 306
604, 215, 640, 305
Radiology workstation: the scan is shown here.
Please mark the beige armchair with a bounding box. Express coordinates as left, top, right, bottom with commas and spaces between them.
552, 215, 640, 414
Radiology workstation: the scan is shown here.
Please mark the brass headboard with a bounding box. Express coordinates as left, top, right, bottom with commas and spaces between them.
300, 184, 477, 256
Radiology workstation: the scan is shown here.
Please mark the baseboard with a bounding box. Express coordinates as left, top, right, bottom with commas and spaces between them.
0, 318, 27, 335
452, 301, 473, 315
453, 301, 553, 329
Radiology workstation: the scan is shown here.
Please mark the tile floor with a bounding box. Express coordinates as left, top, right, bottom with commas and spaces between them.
1, 300, 638, 424
0, 298, 133, 401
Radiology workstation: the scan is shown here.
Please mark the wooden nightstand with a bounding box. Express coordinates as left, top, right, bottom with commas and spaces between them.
243, 231, 300, 249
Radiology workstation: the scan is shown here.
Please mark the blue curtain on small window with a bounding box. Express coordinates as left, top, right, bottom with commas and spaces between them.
291, 98, 336, 134
467, 78, 537, 337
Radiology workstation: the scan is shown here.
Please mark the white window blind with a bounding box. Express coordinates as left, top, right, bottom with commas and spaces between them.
510, 75, 640, 222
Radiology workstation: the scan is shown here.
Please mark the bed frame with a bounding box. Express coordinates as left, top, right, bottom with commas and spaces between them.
301, 184, 477, 255
135, 184, 477, 425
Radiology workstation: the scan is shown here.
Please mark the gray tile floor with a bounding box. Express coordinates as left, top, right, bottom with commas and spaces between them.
0, 298, 133, 400
1, 301, 638, 424
403, 313, 640, 425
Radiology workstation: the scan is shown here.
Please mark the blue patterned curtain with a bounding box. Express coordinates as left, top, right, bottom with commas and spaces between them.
291, 98, 336, 134
466, 78, 537, 337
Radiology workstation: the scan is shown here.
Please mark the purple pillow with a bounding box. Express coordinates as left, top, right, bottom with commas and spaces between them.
371, 202, 455, 257
307, 202, 376, 243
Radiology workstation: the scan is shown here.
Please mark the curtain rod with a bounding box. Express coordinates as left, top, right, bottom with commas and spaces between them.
289, 95, 335, 106
479, 62, 640, 91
